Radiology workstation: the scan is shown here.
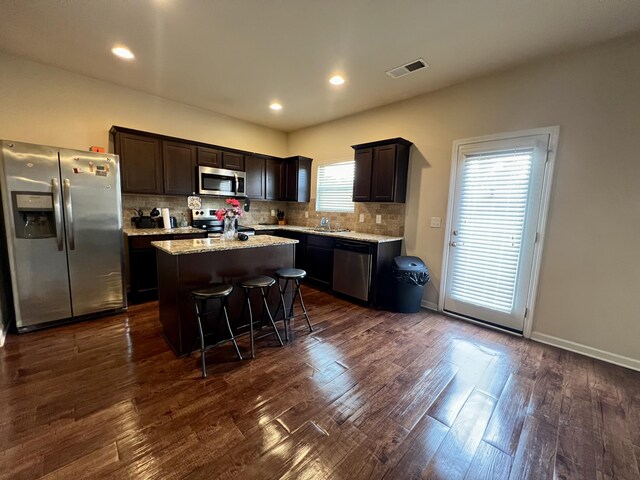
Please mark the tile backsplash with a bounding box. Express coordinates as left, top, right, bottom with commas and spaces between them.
122, 194, 405, 236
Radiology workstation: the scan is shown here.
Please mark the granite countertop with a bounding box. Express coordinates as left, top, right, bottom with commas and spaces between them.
152, 235, 298, 255
248, 224, 403, 243
123, 227, 204, 236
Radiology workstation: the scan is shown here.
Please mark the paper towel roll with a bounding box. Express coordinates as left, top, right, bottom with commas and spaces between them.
162, 208, 171, 230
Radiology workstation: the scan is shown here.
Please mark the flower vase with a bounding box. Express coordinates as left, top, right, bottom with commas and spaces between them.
223, 216, 236, 240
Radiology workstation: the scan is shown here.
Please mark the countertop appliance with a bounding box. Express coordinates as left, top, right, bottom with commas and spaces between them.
333, 240, 373, 302
0, 140, 126, 332
197, 166, 246, 197
191, 209, 255, 236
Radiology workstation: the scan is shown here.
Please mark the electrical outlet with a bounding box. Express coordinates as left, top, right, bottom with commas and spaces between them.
270, 210, 275, 217
359, 213, 364, 222
376, 214, 382, 224
430, 217, 442, 228
304, 211, 308, 218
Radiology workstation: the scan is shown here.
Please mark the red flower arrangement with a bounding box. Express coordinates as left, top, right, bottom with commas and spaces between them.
215, 198, 243, 221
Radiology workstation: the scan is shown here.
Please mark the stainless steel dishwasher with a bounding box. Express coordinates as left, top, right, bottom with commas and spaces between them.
333, 240, 373, 301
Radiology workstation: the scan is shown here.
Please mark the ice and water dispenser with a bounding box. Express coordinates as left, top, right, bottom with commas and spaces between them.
11, 192, 56, 239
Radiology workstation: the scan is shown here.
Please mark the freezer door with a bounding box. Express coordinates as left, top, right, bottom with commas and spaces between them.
59, 149, 125, 316
0, 141, 72, 329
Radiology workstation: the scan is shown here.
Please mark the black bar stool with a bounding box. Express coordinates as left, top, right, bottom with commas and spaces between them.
237, 275, 284, 358
189, 283, 241, 378
274, 268, 313, 341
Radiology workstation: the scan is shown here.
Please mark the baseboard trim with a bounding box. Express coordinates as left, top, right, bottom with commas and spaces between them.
531, 332, 640, 372
0, 322, 8, 348
421, 300, 439, 311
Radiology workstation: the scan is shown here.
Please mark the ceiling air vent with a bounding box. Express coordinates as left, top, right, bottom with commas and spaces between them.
386, 58, 428, 79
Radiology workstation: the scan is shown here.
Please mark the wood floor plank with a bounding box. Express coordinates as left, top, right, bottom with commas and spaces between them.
463, 441, 512, 480
422, 390, 497, 480
508, 415, 557, 480
1, 286, 639, 480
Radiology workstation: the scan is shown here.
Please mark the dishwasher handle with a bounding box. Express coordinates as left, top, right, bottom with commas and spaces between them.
334, 240, 372, 254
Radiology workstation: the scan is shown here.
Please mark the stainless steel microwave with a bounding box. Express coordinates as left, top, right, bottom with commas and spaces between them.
197, 166, 246, 197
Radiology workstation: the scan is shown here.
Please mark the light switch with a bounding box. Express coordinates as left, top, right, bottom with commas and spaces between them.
304, 211, 308, 218
359, 213, 364, 222
270, 210, 276, 217
376, 214, 382, 224
430, 217, 442, 228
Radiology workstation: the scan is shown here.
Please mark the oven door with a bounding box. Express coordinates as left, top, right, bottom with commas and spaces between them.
198, 166, 246, 197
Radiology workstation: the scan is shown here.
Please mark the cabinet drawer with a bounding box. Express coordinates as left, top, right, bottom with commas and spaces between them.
307, 234, 333, 248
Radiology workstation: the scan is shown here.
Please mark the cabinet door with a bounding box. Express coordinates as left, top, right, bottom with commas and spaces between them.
118, 133, 163, 194
197, 147, 222, 167
371, 144, 397, 202
265, 158, 284, 200
306, 245, 334, 287
222, 151, 245, 171
163, 141, 196, 195
245, 155, 265, 199
353, 148, 373, 201
284, 160, 298, 201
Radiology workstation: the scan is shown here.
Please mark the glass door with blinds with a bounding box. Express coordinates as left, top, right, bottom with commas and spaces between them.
442, 134, 550, 332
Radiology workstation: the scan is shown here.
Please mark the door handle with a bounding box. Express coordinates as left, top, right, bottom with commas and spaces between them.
63, 179, 75, 250
51, 178, 64, 251
234, 173, 239, 196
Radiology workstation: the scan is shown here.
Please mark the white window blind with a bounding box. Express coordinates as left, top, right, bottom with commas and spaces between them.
316, 161, 355, 213
449, 148, 534, 313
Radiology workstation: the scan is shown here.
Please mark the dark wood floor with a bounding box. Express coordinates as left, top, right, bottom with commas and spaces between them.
1, 287, 639, 479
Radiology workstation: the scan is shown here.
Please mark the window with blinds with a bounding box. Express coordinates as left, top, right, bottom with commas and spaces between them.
449, 148, 534, 313
315, 161, 355, 213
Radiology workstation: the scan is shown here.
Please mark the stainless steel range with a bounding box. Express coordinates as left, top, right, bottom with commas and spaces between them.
191, 209, 255, 236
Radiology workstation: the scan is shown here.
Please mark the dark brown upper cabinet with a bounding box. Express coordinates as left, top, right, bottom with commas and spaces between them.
162, 141, 196, 195
111, 126, 311, 201
284, 156, 312, 202
222, 151, 245, 171
265, 158, 284, 201
245, 155, 266, 199
197, 147, 222, 168
351, 138, 412, 203
114, 131, 163, 194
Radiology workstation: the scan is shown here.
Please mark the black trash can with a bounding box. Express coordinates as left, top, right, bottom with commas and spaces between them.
391, 256, 430, 313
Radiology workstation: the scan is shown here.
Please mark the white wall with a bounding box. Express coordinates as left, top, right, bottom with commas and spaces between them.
0, 52, 288, 156
0, 51, 288, 338
288, 35, 640, 366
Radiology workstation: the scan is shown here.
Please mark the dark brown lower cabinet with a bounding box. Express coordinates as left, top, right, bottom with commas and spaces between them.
305, 235, 334, 288
127, 233, 207, 303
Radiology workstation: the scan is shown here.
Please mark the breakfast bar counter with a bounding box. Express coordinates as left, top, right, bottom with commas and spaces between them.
153, 235, 298, 355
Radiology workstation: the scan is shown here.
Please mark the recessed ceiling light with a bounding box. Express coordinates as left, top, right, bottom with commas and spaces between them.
270, 103, 283, 111
111, 46, 135, 60
329, 75, 345, 86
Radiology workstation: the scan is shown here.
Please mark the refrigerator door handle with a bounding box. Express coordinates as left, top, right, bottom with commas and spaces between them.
63, 178, 75, 250
51, 178, 64, 251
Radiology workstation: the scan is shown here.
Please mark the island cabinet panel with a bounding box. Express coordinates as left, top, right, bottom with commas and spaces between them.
156, 244, 295, 356
222, 151, 245, 171
245, 155, 266, 199
265, 158, 284, 200
196, 146, 222, 167
351, 137, 412, 203
163, 141, 196, 195
117, 132, 163, 194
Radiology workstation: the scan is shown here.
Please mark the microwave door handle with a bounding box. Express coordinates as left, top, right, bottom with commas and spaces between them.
51, 178, 64, 251
63, 179, 75, 250
234, 173, 238, 196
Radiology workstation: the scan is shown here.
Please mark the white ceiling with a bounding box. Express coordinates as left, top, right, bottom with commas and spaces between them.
1, 0, 640, 132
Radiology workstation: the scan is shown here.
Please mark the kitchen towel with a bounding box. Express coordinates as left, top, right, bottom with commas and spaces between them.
162, 208, 171, 230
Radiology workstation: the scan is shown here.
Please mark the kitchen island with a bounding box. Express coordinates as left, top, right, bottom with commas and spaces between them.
153, 235, 298, 356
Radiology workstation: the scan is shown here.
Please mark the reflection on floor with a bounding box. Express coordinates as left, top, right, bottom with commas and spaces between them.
1, 286, 639, 479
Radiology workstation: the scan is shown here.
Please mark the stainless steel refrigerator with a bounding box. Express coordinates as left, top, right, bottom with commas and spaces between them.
0, 140, 126, 332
